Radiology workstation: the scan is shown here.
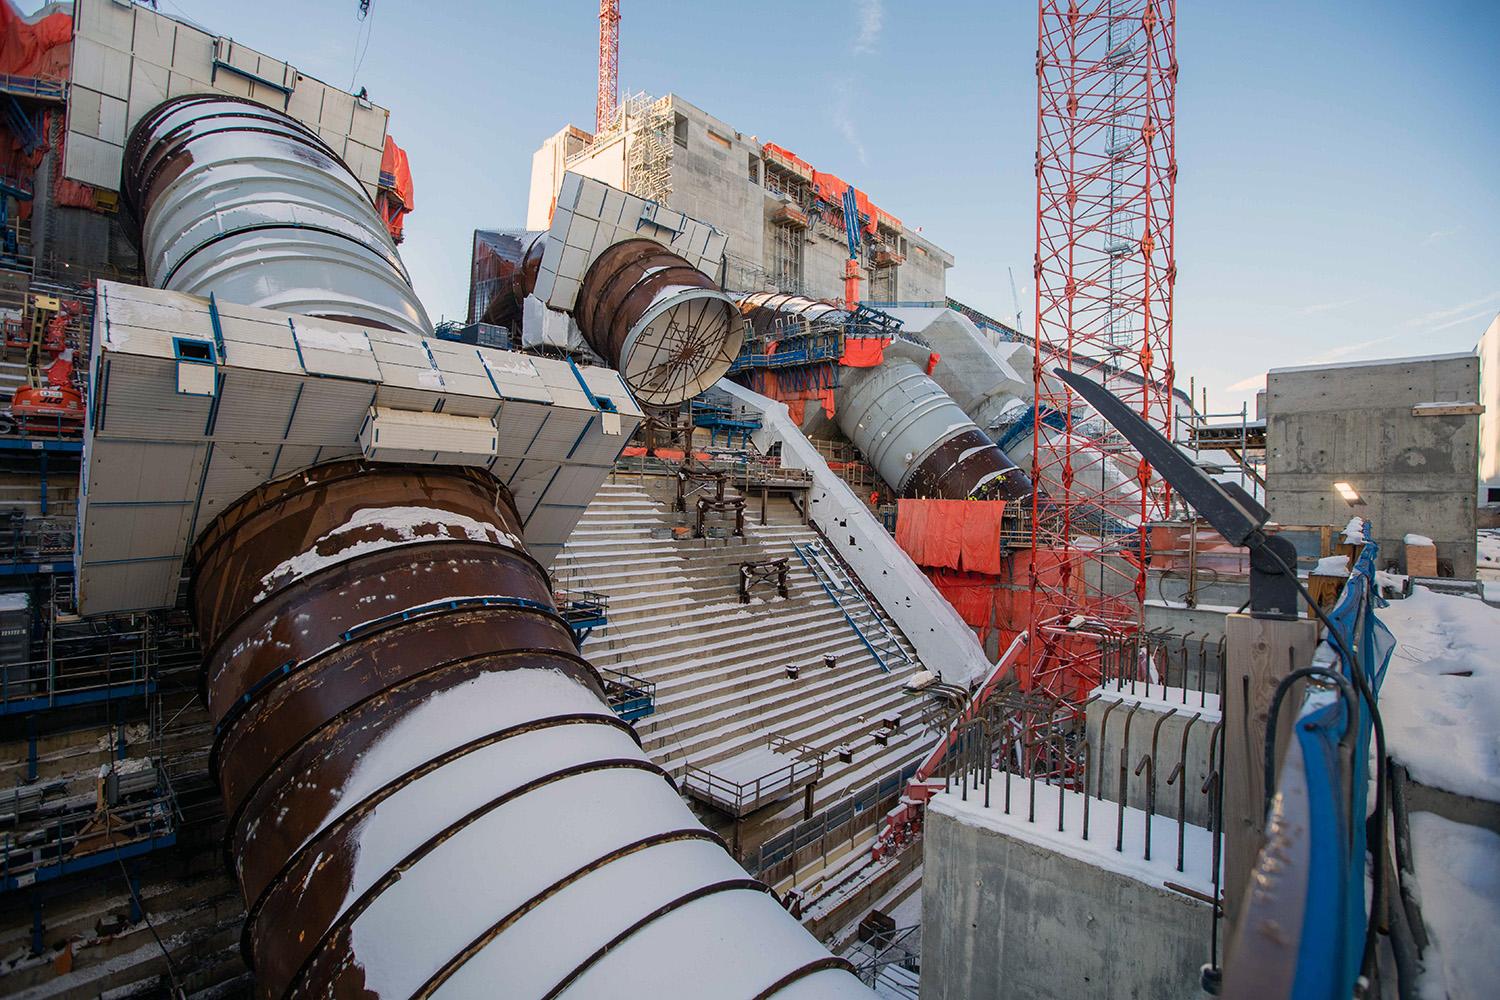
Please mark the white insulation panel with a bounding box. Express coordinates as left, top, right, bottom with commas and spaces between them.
66, 0, 389, 197
533, 172, 729, 312
77, 281, 640, 615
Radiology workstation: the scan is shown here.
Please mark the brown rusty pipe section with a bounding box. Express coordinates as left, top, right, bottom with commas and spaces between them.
905, 427, 1033, 501
192, 461, 867, 996
482, 236, 742, 406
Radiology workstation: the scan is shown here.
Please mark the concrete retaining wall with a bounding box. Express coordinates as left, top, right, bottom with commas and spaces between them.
921, 802, 1210, 1000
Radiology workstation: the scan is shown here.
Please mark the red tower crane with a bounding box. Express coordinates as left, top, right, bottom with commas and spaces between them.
1026, 0, 1178, 704
597, 0, 621, 133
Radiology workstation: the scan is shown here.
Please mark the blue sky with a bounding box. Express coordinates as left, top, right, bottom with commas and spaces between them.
44, 0, 1500, 411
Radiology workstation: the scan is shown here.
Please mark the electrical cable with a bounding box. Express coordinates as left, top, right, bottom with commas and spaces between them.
107, 805, 187, 999
1261, 543, 1388, 992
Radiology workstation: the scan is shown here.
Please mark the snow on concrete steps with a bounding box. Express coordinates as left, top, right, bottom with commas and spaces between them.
559, 476, 933, 818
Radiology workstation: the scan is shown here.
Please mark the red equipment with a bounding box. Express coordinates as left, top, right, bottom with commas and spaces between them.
1027, 0, 1178, 703
11, 348, 84, 434
596, 0, 620, 132
42, 297, 80, 357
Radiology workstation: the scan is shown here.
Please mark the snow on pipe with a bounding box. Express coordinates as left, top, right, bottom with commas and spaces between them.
484, 235, 743, 407
193, 461, 870, 998
122, 94, 433, 339
123, 98, 866, 997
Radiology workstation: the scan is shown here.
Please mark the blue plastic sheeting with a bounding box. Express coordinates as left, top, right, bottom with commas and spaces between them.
1288, 523, 1395, 1000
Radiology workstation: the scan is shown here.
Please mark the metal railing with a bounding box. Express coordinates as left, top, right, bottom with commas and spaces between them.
850, 923, 921, 992
793, 538, 911, 673
599, 665, 655, 723
1, 770, 178, 893
0, 612, 199, 715
0, 514, 73, 565
743, 757, 924, 884
682, 734, 825, 818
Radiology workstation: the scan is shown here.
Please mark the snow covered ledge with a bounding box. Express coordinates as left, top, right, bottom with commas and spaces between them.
719, 380, 993, 686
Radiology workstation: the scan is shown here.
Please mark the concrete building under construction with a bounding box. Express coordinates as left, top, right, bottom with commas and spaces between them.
0, 3, 1493, 1000
528, 95, 954, 305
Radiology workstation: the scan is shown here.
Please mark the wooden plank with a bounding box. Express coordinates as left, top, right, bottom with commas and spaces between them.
1222, 612, 1320, 959
1411, 402, 1483, 417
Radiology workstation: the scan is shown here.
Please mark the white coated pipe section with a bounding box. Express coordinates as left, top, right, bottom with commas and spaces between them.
124, 95, 432, 338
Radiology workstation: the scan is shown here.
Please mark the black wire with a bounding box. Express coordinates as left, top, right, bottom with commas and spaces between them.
108, 826, 186, 998
1262, 543, 1388, 988
1262, 666, 1359, 817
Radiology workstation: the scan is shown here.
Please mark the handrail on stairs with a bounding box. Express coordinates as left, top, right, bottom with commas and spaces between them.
792, 538, 910, 674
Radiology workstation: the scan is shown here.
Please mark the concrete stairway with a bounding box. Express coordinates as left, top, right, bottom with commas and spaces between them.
555, 474, 944, 847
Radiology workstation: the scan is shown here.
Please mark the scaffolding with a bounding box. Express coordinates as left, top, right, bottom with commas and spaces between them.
1028, 0, 1178, 704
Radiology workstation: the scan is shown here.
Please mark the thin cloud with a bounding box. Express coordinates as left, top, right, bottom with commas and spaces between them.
1305, 333, 1399, 364
1227, 332, 1402, 393
1424, 308, 1498, 335
853, 0, 884, 55
1421, 227, 1460, 245
1295, 297, 1357, 316
1405, 291, 1500, 329
831, 79, 867, 165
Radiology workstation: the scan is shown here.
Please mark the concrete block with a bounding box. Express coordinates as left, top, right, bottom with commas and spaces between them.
167, 71, 207, 100
922, 796, 1210, 1000
319, 88, 355, 133
350, 101, 386, 149
69, 86, 103, 140
73, 36, 132, 99
77, 0, 136, 51
169, 23, 216, 81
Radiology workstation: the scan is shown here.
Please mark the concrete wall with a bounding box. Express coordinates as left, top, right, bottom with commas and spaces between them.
921, 802, 1210, 1000
1086, 696, 1220, 828
525, 95, 953, 303
1478, 314, 1500, 503
1266, 353, 1480, 578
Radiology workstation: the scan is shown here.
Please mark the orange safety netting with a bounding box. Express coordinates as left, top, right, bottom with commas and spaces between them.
894, 498, 1007, 576
762, 142, 813, 178
376, 135, 414, 242
923, 550, 1086, 673
811, 169, 880, 237
840, 337, 890, 368
0, 1, 94, 214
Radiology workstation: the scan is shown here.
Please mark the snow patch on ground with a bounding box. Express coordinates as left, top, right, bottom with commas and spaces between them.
1379, 586, 1500, 801
1409, 812, 1500, 1000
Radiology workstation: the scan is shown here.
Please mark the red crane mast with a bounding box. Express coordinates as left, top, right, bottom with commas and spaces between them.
1027, 0, 1178, 704
597, 0, 621, 133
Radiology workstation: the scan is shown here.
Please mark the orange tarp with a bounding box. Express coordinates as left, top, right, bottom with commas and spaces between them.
376, 135, 414, 242
895, 499, 1007, 576
811, 169, 880, 237
0, 2, 72, 79
840, 337, 890, 368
